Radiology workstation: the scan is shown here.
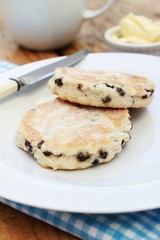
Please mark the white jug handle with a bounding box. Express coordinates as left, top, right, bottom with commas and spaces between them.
83, 0, 114, 19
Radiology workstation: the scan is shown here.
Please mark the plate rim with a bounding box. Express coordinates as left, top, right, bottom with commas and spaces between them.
0, 52, 160, 214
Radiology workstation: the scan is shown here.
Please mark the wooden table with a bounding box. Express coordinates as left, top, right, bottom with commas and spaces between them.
0, 0, 159, 239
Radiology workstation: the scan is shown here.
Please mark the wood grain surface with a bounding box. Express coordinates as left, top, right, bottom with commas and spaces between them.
0, 0, 159, 239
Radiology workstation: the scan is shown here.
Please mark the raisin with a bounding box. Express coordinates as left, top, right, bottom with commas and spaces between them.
92, 159, 99, 165
25, 140, 32, 153
99, 150, 108, 159
38, 140, 45, 149
77, 84, 83, 91
54, 154, 62, 157
102, 96, 111, 103
43, 151, 53, 157
142, 94, 147, 99
121, 139, 125, 146
55, 78, 63, 87
77, 152, 90, 162
104, 83, 114, 88
116, 87, 125, 96
145, 89, 154, 96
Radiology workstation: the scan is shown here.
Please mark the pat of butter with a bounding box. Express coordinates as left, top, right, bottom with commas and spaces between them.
112, 13, 160, 43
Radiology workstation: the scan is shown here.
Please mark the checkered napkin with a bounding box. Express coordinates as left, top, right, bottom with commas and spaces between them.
1, 60, 160, 240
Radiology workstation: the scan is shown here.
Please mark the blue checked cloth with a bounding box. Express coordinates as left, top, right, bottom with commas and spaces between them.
0, 60, 160, 240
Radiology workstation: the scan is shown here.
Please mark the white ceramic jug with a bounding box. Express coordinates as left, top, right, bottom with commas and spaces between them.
0, 0, 114, 50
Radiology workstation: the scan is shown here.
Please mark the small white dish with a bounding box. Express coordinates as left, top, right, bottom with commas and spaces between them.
104, 26, 160, 55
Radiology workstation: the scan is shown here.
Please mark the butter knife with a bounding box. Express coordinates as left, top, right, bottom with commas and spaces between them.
0, 49, 89, 99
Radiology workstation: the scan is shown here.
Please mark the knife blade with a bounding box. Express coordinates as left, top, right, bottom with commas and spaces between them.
0, 49, 89, 99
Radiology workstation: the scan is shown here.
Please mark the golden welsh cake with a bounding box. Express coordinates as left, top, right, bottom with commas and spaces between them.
16, 97, 132, 170
48, 67, 155, 108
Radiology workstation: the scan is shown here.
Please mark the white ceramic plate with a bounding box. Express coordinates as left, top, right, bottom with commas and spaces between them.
0, 53, 160, 213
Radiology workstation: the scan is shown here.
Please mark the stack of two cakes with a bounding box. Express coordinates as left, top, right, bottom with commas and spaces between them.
16, 67, 155, 170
